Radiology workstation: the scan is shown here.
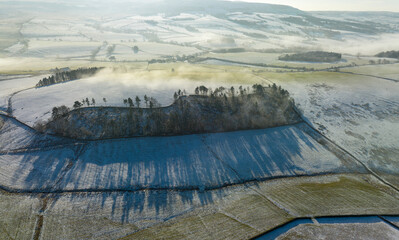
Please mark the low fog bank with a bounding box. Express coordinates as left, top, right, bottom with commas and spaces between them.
316, 33, 399, 56
12, 66, 254, 126
83, 67, 252, 101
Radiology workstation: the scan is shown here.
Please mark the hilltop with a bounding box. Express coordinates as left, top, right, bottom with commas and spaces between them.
36, 84, 300, 139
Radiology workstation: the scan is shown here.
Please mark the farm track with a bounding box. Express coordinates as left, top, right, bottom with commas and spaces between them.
6, 86, 34, 116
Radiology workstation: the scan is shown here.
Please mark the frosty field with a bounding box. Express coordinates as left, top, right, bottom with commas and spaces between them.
0, 117, 365, 192
1, 62, 399, 239
1, 61, 399, 239
1, 1, 399, 239
258, 69, 399, 189
0, 74, 45, 113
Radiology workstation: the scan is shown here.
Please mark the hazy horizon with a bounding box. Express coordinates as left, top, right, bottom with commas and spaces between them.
230, 0, 399, 12
2, 0, 399, 12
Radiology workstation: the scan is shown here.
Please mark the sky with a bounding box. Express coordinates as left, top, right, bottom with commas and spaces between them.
2, 0, 399, 12
230, 0, 399, 12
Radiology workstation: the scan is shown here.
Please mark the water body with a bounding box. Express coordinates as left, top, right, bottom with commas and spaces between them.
255, 215, 398, 240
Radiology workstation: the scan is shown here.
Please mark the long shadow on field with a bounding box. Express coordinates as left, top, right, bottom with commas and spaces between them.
46, 189, 222, 224
55, 125, 327, 192
7, 124, 352, 192
6, 147, 75, 191
4, 123, 358, 219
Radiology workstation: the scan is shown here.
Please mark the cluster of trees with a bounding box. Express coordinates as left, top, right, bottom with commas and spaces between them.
132, 46, 139, 54
51, 105, 70, 120
36, 67, 103, 87
70, 95, 161, 110
106, 44, 116, 56
38, 84, 300, 139
369, 59, 391, 65
73, 98, 97, 109
192, 85, 263, 98
279, 51, 342, 63
148, 53, 200, 65
122, 95, 160, 108
375, 50, 399, 59
212, 48, 246, 53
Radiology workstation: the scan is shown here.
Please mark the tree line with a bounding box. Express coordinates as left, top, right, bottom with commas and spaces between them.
375, 50, 399, 59
279, 51, 342, 63
36, 67, 103, 87
37, 84, 300, 139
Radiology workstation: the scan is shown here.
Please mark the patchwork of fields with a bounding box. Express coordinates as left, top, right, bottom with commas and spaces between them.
1, 1, 399, 238
1, 61, 399, 239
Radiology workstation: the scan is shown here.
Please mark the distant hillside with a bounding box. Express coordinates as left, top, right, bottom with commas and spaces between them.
135, 0, 304, 16
279, 51, 342, 63
0, 0, 304, 17
37, 84, 301, 140
375, 51, 399, 59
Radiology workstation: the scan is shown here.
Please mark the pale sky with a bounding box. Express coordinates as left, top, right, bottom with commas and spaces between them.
230, 0, 399, 12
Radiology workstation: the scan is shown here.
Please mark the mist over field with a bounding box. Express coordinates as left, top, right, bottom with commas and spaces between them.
2, 0, 399, 66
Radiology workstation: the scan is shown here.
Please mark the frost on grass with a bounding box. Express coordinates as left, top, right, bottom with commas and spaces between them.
125, 174, 399, 239
0, 148, 75, 191
0, 74, 45, 112
0, 192, 40, 240
257, 174, 399, 216
0, 115, 74, 152
277, 222, 399, 240
0, 124, 362, 191
271, 70, 399, 188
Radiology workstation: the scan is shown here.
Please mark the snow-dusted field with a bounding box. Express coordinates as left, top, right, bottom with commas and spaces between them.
21, 40, 100, 59
0, 121, 364, 191
0, 74, 44, 113
348, 63, 399, 81
268, 70, 399, 184
2, 2, 399, 239
3, 6, 399, 64
0, 115, 73, 151
12, 73, 181, 126
0, 148, 75, 191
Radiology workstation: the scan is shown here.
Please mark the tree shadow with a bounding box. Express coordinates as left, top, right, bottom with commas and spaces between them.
4, 122, 352, 219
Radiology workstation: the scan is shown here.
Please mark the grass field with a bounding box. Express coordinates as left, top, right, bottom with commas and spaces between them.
125, 174, 399, 239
